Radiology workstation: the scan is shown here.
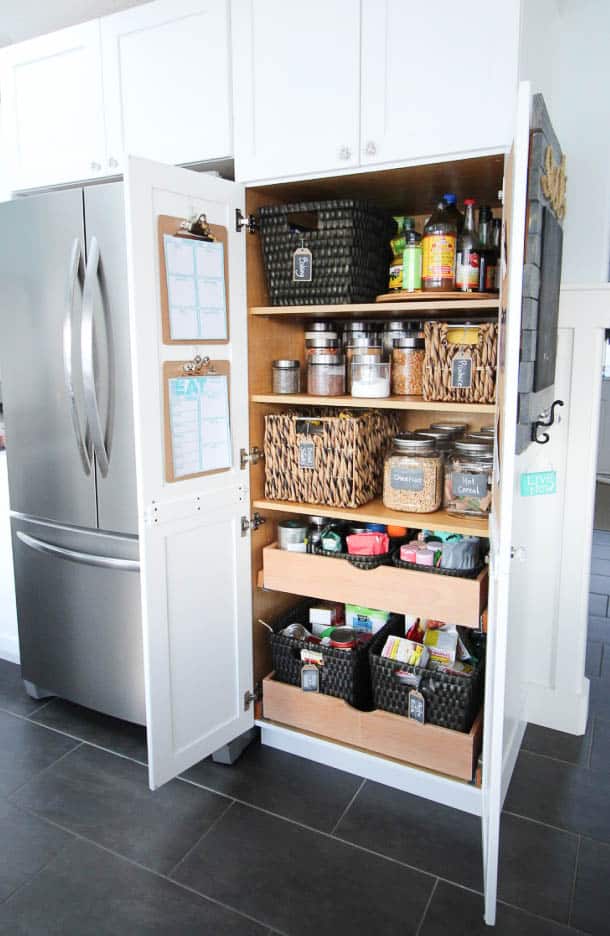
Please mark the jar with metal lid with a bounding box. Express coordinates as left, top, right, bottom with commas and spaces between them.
307, 352, 346, 396
307, 321, 334, 333
351, 358, 391, 398
461, 432, 494, 446
345, 337, 382, 391
478, 426, 495, 437
272, 359, 300, 394
383, 435, 443, 513
278, 519, 308, 552
305, 335, 340, 358
382, 321, 409, 359
305, 329, 338, 343
429, 422, 469, 438
415, 431, 452, 462
392, 336, 425, 395
307, 515, 327, 553
444, 441, 493, 517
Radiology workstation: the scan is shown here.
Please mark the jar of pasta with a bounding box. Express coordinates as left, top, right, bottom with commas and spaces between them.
383, 435, 443, 513
444, 441, 493, 517
392, 337, 425, 396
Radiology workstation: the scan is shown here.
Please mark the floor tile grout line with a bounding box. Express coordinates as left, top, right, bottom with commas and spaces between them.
519, 746, 592, 771
502, 808, 582, 840
167, 799, 236, 880
0, 832, 77, 909
10, 804, 287, 936
567, 834, 582, 929
587, 717, 595, 769
5, 740, 83, 800
329, 777, 366, 835
414, 877, 438, 936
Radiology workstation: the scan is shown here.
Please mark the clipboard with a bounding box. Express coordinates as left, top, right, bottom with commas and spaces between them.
163, 356, 232, 483
158, 214, 230, 345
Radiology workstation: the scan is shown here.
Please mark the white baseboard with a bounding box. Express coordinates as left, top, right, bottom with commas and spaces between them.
0, 634, 19, 664
525, 680, 590, 735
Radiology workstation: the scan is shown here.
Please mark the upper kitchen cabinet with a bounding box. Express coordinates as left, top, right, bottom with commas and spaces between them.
0, 22, 107, 191
360, 0, 520, 167
101, 0, 232, 171
231, 0, 361, 182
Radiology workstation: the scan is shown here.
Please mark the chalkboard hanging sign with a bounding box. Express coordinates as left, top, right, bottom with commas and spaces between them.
408, 689, 426, 724
451, 354, 473, 389
293, 245, 313, 282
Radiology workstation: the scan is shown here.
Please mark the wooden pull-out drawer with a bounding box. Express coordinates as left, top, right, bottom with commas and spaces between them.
262, 674, 483, 782
261, 544, 487, 629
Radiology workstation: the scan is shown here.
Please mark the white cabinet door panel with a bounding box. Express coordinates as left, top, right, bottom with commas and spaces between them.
0, 22, 106, 191
124, 157, 253, 789
361, 0, 520, 167
232, 0, 360, 182
102, 0, 232, 172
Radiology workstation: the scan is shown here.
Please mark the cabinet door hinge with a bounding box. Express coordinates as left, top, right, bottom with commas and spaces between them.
235, 208, 258, 234
243, 684, 262, 710
241, 512, 266, 536
240, 446, 264, 470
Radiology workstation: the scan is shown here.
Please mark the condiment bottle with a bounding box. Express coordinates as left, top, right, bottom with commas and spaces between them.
477, 205, 494, 293
490, 218, 502, 292
455, 199, 480, 292
402, 229, 422, 292
441, 193, 464, 234
422, 201, 457, 292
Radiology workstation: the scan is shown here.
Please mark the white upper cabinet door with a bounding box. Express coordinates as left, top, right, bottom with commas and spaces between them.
231, 0, 361, 182
360, 0, 520, 167
0, 22, 106, 191
101, 0, 232, 173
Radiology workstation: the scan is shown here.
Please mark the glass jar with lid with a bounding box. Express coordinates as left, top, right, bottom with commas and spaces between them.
414, 431, 452, 463
272, 359, 300, 394
444, 440, 493, 517
429, 422, 469, 438
307, 352, 346, 396
382, 321, 409, 359
350, 357, 391, 398
305, 335, 340, 358
345, 336, 382, 391
392, 336, 425, 396
383, 435, 443, 513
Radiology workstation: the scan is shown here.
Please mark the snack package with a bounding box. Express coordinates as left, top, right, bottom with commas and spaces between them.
381, 635, 430, 667
346, 603, 390, 634
423, 628, 458, 666
346, 532, 390, 556
309, 602, 345, 635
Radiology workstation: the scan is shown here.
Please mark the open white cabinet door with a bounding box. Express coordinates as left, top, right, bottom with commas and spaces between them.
482, 82, 533, 925
124, 157, 253, 789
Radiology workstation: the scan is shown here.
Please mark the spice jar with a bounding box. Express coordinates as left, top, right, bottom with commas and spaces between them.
402, 230, 423, 292
383, 435, 443, 513
444, 440, 493, 517
350, 358, 391, 398
392, 336, 425, 396
272, 359, 300, 394
307, 352, 346, 396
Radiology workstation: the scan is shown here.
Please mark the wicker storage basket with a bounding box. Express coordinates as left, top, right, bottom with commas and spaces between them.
258, 200, 394, 306
369, 629, 485, 732
264, 410, 399, 508
270, 600, 403, 711
422, 322, 498, 404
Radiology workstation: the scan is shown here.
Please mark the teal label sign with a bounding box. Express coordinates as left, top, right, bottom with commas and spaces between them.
520, 470, 557, 497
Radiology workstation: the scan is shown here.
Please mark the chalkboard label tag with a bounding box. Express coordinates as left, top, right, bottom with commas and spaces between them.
408, 689, 426, 724
452, 471, 488, 498
301, 663, 320, 692
451, 355, 473, 389
293, 246, 313, 282
390, 466, 424, 492
299, 441, 315, 469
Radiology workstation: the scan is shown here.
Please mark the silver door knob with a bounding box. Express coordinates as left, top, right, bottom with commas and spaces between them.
338, 145, 351, 161
365, 140, 377, 156
90, 161, 102, 172
108, 157, 119, 169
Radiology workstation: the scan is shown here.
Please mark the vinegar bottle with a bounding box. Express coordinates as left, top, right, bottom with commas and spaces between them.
421, 201, 457, 292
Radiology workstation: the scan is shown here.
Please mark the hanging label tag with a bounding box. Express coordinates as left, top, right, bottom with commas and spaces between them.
451, 354, 473, 389
293, 246, 313, 282
408, 689, 426, 724
301, 663, 320, 692
299, 441, 315, 469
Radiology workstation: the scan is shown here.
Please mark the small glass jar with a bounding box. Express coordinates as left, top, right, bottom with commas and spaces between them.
345, 338, 382, 391
307, 352, 346, 396
305, 335, 340, 358
402, 230, 423, 292
429, 422, 469, 438
392, 336, 425, 395
307, 515, 327, 553
307, 321, 334, 333
341, 321, 370, 346
461, 432, 494, 446
444, 441, 493, 517
272, 359, 300, 394
415, 431, 452, 462
383, 435, 443, 513
351, 359, 391, 398
382, 321, 409, 359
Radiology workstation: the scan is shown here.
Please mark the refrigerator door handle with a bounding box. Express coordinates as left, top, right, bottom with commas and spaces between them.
82, 235, 110, 478
63, 238, 92, 475
17, 531, 140, 572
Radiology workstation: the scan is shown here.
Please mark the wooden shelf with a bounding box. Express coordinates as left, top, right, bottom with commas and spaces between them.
250, 299, 500, 318
251, 393, 496, 414
252, 497, 489, 537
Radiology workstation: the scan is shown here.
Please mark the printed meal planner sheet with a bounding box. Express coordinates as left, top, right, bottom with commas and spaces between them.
168, 374, 232, 478
163, 234, 228, 340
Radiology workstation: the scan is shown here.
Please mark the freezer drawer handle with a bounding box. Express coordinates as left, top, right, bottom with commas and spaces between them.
82, 235, 110, 477
17, 532, 140, 572
63, 238, 93, 475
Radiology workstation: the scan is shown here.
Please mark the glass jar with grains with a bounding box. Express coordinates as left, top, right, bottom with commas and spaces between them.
444, 440, 493, 517
392, 336, 425, 396
307, 352, 346, 396
383, 435, 443, 513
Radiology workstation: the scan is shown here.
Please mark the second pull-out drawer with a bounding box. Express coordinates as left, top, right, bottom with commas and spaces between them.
261, 544, 487, 628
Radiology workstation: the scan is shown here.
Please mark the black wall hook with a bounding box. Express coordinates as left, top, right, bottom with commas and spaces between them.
532, 400, 564, 445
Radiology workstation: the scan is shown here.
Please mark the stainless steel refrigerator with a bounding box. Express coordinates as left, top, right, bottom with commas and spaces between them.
0, 182, 145, 724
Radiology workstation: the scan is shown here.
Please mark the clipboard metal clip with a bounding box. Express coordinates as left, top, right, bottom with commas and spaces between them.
178, 214, 215, 241
183, 354, 217, 376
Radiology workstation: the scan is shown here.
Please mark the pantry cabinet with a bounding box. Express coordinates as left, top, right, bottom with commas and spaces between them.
121, 81, 538, 927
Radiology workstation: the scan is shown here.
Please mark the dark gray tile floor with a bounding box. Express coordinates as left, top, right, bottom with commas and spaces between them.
2, 534, 610, 936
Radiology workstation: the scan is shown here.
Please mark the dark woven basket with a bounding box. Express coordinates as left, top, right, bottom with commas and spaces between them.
369, 630, 485, 732
269, 600, 403, 711
258, 200, 395, 306
391, 548, 485, 580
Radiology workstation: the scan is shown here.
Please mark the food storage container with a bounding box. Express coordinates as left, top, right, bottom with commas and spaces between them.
345, 336, 383, 391
392, 336, 425, 395
429, 422, 469, 438
307, 352, 346, 396
272, 359, 300, 394
414, 430, 452, 461
382, 321, 409, 359
278, 519, 309, 551
444, 440, 493, 517
383, 435, 443, 513
422, 321, 498, 404
350, 359, 391, 398
305, 335, 340, 358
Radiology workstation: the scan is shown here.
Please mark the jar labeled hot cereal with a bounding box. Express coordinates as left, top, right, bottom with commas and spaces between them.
392, 337, 425, 396
444, 440, 493, 517
383, 435, 443, 513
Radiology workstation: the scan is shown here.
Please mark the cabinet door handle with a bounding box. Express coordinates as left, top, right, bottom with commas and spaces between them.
365, 140, 377, 156
90, 161, 102, 172
338, 145, 352, 161
108, 157, 119, 169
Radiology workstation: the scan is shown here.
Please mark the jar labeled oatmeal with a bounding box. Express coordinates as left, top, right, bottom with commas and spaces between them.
444, 441, 493, 517
383, 435, 443, 513
392, 337, 425, 396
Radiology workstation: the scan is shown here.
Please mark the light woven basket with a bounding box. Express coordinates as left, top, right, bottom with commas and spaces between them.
422, 322, 498, 404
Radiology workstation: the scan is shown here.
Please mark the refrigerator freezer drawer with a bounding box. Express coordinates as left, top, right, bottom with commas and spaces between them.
12, 515, 145, 725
